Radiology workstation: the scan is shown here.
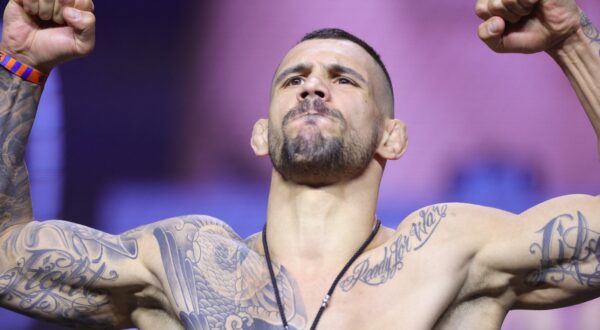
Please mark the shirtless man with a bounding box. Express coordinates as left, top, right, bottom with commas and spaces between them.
0, 0, 599, 328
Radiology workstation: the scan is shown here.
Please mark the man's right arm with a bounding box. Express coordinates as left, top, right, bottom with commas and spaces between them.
0, 1, 162, 328
0, 55, 161, 330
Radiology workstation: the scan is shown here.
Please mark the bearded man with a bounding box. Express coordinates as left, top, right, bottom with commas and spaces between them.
0, 0, 599, 329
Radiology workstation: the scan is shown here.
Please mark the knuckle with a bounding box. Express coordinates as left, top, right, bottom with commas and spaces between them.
474, 2, 489, 18
488, 1, 503, 14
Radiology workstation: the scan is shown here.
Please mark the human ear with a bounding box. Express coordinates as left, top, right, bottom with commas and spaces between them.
376, 119, 408, 160
251, 118, 269, 156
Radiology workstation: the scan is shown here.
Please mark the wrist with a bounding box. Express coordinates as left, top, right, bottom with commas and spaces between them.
0, 51, 49, 86
547, 28, 589, 60
547, 11, 600, 61
0, 44, 54, 74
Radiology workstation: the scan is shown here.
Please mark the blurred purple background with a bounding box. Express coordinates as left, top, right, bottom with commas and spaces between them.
1, 0, 599, 329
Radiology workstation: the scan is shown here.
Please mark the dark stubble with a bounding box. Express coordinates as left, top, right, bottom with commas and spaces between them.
268, 99, 381, 186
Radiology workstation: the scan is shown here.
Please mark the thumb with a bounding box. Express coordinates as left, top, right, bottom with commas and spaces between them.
478, 16, 506, 53
62, 7, 96, 56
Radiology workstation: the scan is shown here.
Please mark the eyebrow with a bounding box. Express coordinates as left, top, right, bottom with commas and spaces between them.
273, 63, 367, 86
274, 63, 312, 86
328, 64, 367, 84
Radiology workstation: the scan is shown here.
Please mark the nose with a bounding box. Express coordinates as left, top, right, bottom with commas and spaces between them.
297, 76, 331, 102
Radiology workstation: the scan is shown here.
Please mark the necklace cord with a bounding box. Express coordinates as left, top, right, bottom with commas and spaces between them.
262, 223, 290, 329
262, 219, 382, 330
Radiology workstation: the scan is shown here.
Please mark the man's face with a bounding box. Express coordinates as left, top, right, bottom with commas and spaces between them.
268, 39, 388, 186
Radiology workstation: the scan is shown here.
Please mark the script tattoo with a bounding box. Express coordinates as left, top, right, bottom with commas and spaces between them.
526, 211, 600, 288
154, 215, 307, 330
0, 221, 139, 327
340, 205, 448, 291
581, 11, 600, 56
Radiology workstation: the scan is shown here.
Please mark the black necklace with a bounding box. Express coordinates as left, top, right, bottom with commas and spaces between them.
262, 219, 381, 330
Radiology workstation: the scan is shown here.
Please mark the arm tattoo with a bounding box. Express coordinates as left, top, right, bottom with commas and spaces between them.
154, 215, 307, 330
0, 221, 139, 327
527, 211, 600, 288
581, 11, 600, 57
0, 68, 40, 232
339, 205, 448, 292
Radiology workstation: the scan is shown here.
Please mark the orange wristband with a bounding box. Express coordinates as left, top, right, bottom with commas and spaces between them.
0, 51, 48, 85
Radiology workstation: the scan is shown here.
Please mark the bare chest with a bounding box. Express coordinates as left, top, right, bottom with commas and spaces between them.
145, 212, 506, 329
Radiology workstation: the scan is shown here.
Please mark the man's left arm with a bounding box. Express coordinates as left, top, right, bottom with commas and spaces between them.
471, 195, 600, 308
476, 0, 600, 154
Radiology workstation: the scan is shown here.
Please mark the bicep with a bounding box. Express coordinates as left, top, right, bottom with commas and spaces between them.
0, 220, 156, 328
477, 194, 600, 309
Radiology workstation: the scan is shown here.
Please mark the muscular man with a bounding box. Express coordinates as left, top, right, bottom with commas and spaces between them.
0, 0, 599, 329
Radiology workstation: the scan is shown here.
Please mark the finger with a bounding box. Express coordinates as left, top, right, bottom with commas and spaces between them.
516, 0, 537, 10
22, 0, 39, 16
62, 7, 96, 56
488, 0, 520, 23
59, 0, 94, 11
38, 0, 55, 20
474, 0, 491, 20
53, 0, 64, 24
53, 0, 93, 27
503, 0, 531, 17
478, 16, 507, 53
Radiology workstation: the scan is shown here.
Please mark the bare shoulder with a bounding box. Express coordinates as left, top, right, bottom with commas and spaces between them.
130, 214, 247, 279
130, 215, 304, 329
394, 202, 516, 246
138, 214, 242, 240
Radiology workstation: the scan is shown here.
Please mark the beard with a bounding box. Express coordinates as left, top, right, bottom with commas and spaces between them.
268, 99, 381, 186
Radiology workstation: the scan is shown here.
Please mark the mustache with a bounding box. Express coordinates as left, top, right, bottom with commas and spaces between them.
282, 99, 345, 127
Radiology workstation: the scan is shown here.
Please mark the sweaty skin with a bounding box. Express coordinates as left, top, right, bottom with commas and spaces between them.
0, 0, 599, 329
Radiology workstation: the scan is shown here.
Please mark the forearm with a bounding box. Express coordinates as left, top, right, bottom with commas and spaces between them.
0, 67, 39, 232
548, 11, 600, 154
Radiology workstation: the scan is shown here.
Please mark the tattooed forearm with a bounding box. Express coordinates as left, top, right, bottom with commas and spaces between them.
0, 68, 41, 232
0, 221, 139, 327
581, 11, 600, 57
526, 211, 600, 288
340, 205, 448, 291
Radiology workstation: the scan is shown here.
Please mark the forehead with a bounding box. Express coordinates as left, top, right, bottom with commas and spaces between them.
276, 39, 378, 78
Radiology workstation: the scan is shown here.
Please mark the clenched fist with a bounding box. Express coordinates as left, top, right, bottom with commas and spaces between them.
475, 0, 581, 53
0, 0, 95, 73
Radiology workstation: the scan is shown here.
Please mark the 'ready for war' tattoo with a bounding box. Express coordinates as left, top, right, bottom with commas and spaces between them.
527, 211, 600, 288
339, 205, 448, 291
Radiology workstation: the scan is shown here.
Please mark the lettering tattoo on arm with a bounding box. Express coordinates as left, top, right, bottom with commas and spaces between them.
0, 221, 139, 327
339, 205, 448, 292
581, 11, 600, 57
526, 211, 600, 288
0, 68, 40, 232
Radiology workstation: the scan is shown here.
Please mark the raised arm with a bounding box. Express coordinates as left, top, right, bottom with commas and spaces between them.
469, 0, 600, 309
475, 0, 600, 153
0, 1, 157, 327
467, 195, 600, 309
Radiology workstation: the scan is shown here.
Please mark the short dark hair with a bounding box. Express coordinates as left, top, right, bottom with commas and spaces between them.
300, 28, 394, 100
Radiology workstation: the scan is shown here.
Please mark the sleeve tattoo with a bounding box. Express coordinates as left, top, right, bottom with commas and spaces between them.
0, 67, 140, 327
0, 68, 38, 232
0, 221, 140, 327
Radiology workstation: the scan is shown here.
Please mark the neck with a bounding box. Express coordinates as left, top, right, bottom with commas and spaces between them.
264, 161, 386, 274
